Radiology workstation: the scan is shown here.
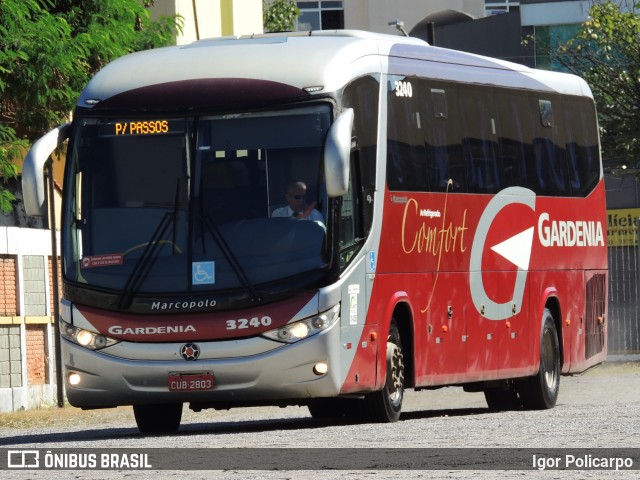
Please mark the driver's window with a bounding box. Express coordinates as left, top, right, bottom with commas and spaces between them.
338, 156, 361, 269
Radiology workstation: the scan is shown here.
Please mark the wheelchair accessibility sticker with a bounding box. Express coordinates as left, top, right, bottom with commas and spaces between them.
192, 262, 215, 285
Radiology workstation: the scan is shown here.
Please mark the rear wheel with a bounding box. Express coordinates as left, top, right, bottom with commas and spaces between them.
519, 309, 560, 409
361, 321, 404, 422
133, 403, 183, 434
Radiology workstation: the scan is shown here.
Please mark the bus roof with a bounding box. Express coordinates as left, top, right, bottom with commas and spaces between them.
78, 30, 592, 110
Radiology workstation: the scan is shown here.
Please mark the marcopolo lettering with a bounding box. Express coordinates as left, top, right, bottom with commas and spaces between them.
151, 298, 217, 311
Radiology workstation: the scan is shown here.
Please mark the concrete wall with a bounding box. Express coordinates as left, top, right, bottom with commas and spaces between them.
150, 0, 264, 44
152, 1, 487, 42
0, 227, 59, 412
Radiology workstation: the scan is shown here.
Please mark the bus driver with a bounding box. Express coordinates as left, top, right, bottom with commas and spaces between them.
272, 181, 323, 222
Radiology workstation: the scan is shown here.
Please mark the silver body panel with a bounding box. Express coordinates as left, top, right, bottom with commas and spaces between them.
63, 320, 342, 408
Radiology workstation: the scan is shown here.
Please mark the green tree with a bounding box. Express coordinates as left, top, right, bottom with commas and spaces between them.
556, 1, 640, 171
0, 0, 182, 212
263, 0, 300, 33
0, 126, 23, 212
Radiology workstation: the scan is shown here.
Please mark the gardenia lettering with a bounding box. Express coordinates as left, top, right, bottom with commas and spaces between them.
108, 325, 196, 335
538, 212, 604, 247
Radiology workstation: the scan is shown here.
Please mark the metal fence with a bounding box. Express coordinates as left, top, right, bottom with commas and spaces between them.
607, 219, 640, 354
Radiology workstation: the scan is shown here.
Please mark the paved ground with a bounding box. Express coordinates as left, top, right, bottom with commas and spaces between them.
1, 359, 639, 479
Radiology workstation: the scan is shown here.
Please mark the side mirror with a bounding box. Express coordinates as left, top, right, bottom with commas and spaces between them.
324, 108, 353, 197
22, 124, 71, 216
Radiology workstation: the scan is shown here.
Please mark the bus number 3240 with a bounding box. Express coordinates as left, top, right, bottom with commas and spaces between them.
226, 316, 273, 330
394, 80, 413, 98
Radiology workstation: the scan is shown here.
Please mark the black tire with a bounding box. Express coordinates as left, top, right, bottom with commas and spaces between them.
360, 320, 404, 422
484, 383, 522, 411
133, 403, 183, 434
518, 309, 560, 410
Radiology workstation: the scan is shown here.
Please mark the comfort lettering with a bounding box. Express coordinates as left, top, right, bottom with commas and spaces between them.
401, 198, 468, 256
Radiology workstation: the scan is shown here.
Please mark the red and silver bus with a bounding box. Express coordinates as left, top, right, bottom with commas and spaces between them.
23, 30, 607, 433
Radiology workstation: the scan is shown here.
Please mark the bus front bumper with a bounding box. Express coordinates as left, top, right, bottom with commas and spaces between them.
62, 323, 343, 409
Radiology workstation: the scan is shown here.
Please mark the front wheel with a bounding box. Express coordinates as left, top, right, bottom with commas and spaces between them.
519, 309, 560, 409
133, 403, 183, 434
360, 321, 404, 422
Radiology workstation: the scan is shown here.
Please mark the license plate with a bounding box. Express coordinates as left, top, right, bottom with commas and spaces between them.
168, 371, 215, 392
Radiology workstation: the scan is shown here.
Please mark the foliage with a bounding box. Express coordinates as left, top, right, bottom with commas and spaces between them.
263, 0, 300, 33
555, 1, 640, 170
0, 125, 24, 212
0, 0, 182, 140
0, 0, 182, 212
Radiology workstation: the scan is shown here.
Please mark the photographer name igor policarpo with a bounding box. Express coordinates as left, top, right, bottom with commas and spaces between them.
533, 454, 634, 471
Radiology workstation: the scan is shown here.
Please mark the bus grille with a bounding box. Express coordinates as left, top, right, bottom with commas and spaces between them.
585, 273, 607, 359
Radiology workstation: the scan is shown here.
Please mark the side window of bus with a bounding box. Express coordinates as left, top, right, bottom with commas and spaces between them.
533, 98, 570, 195
458, 86, 499, 193
494, 90, 533, 190
339, 75, 380, 271
563, 98, 600, 196
425, 86, 466, 192
386, 75, 428, 191
343, 75, 379, 237
338, 156, 363, 270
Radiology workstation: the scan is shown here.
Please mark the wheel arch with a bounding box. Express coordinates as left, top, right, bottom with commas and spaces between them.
389, 300, 415, 389
542, 293, 563, 371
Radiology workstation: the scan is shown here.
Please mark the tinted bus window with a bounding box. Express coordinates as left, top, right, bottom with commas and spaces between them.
343, 75, 379, 191
342, 75, 380, 264
386, 79, 600, 198
532, 97, 570, 195
386, 76, 429, 191
563, 97, 600, 196
425, 86, 465, 192
494, 90, 534, 190
458, 86, 499, 193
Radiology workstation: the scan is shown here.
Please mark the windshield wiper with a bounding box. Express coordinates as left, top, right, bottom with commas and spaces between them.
117, 183, 182, 309
200, 214, 261, 303
117, 211, 175, 309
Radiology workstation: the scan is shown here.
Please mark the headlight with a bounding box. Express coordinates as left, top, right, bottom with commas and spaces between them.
262, 304, 340, 343
60, 319, 119, 350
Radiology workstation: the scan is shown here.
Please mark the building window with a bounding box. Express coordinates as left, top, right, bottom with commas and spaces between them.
485, 0, 519, 16
533, 24, 582, 71
296, 1, 344, 31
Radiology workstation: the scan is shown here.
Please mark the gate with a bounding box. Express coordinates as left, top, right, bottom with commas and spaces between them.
607, 212, 640, 353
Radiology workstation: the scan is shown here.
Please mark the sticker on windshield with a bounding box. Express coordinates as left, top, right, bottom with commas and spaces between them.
192, 261, 215, 285
82, 254, 123, 268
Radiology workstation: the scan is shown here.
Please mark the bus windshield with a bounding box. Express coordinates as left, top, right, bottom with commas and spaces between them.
64, 105, 332, 299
